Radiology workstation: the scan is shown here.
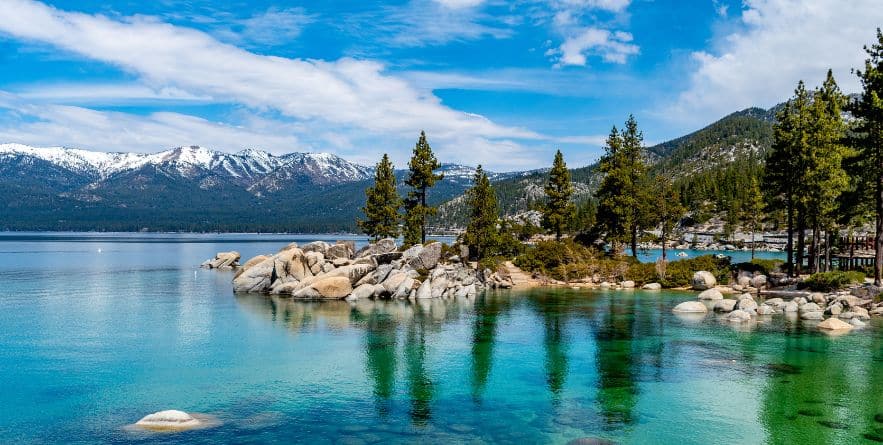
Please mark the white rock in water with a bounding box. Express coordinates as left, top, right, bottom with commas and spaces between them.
697, 289, 724, 300
135, 410, 200, 431
818, 317, 854, 331
642, 283, 662, 290
673, 301, 708, 313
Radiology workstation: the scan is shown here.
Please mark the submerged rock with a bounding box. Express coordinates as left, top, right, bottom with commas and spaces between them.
713, 299, 738, 313
134, 410, 201, 431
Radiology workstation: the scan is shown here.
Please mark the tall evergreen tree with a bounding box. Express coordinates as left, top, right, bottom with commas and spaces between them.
595, 115, 650, 258
654, 172, 685, 262
542, 150, 575, 240
358, 154, 400, 240
765, 81, 811, 276
743, 176, 765, 260
402, 131, 444, 245
804, 70, 849, 272
851, 29, 883, 285
463, 165, 500, 260
595, 126, 630, 252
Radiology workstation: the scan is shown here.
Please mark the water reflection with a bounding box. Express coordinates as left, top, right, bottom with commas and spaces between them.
234, 290, 883, 441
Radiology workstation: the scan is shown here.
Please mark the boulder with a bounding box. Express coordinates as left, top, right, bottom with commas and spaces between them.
757, 304, 775, 315
416, 279, 433, 299
294, 276, 353, 300
783, 301, 799, 313
347, 283, 376, 301
205, 251, 240, 269
301, 241, 329, 255
713, 299, 738, 313
737, 276, 752, 287
232, 256, 275, 293
799, 302, 821, 313
673, 301, 708, 313
818, 317, 854, 331
235, 255, 270, 279
750, 275, 768, 289
850, 318, 866, 327
392, 277, 417, 299
621, 280, 636, 289
408, 242, 442, 270
737, 298, 758, 312
326, 243, 352, 260
764, 298, 784, 306
697, 289, 724, 300
135, 410, 201, 431
826, 303, 843, 316
800, 311, 824, 320
642, 283, 662, 290
853, 307, 871, 320
357, 238, 397, 258
692, 271, 717, 290
725, 309, 752, 323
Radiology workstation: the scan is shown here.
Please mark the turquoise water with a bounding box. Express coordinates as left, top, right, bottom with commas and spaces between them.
0, 233, 880, 444
633, 248, 786, 264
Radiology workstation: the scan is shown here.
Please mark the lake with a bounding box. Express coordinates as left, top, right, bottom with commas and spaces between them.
1, 232, 881, 444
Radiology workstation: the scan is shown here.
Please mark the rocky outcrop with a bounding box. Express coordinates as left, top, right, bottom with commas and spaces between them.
200, 251, 240, 269
233, 240, 485, 300
672, 301, 708, 313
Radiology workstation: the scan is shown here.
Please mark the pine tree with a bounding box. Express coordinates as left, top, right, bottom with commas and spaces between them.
804, 70, 849, 272
594, 115, 650, 258
463, 165, 499, 260
654, 172, 685, 262
542, 150, 575, 240
743, 176, 765, 260
595, 126, 630, 252
358, 154, 400, 240
851, 29, 883, 285
402, 131, 444, 246
765, 81, 811, 276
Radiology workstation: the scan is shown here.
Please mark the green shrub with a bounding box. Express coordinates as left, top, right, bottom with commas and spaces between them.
734, 258, 784, 276
657, 255, 731, 288
800, 271, 865, 292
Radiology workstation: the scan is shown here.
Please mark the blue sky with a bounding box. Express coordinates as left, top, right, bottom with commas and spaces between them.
0, 0, 880, 170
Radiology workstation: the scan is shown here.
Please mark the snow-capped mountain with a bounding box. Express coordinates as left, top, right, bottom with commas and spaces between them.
0, 143, 372, 187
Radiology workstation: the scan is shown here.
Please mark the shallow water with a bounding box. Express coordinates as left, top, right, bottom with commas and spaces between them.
0, 233, 879, 444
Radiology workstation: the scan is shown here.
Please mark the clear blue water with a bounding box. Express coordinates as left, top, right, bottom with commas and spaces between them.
0, 233, 880, 444
633, 248, 786, 264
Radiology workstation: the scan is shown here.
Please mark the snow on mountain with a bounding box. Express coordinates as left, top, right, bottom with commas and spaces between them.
0, 144, 372, 187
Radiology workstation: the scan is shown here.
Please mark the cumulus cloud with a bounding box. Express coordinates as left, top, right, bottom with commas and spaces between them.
548, 28, 638, 66
542, 0, 638, 67
670, 0, 883, 122
0, 0, 549, 169
0, 93, 301, 153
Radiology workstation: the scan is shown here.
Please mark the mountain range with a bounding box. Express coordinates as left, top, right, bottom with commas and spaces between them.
0, 104, 777, 232
0, 144, 509, 232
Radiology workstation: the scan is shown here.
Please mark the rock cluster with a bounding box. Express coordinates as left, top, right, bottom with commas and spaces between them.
232, 239, 485, 300
200, 251, 240, 269
730, 270, 768, 292
673, 284, 878, 333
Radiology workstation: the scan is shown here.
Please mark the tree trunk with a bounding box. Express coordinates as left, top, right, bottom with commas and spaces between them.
786, 199, 794, 277
876, 173, 883, 286
796, 212, 806, 276
751, 222, 756, 260
811, 223, 820, 274
420, 187, 427, 245
631, 224, 638, 260
825, 230, 832, 272
661, 227, 668, 262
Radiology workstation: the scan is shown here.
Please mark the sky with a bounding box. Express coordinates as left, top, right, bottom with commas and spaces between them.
0, 0, 880, 171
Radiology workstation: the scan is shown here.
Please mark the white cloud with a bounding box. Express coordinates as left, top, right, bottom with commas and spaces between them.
432, 0, 486, 9
14, 83, 212, 104
670, 0, 883, 122
542, 0, 637, 67
0, 0, 546, 169
218, 7, 315, 47
0, 93, 302, 153
549, 27, 638, 66
556, 0, 631, 13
